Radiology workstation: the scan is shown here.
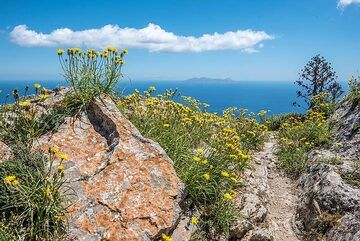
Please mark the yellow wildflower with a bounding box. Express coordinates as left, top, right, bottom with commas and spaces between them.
196, 148, 204, 155
193, 156, 201, 162
221, 171, 230, 177
4, 175, 16, 184
34, 83, 41, 90
203, 173, 210, 180
50, 146, 59, 154
57, 153, 68, 160
39, 94, 49, 100
202, 159, 208, 164
116, 59, 125, 65
12, 179, 20, 186
57, 49, 64, 55
58, 165, 65, 173
230, 189, 237, 196
163, 123, 170, 128
224, 193, 232, 200
44, 187, 52, 199
121, 49, 128, 54
191, 217, 199, 225
161, 233, 173, 241
230, 177, 238, 183
19, 101, 30, 107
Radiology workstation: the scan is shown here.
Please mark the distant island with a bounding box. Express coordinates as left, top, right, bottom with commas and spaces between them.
184, 77, 235, 83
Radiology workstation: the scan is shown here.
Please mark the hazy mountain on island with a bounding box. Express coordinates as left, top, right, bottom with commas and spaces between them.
184, 77, 235, 83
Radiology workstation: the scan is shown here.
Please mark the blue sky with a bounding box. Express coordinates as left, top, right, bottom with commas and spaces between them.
0, 0, 359, 81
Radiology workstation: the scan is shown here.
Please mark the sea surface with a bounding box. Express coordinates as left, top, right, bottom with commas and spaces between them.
0, 80, 349, 115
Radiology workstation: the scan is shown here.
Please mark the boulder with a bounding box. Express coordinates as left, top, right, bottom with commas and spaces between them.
37, 96, 185, 241
296, 161, 360, 240
325, 211, 360, 241
330, 98, 360, 159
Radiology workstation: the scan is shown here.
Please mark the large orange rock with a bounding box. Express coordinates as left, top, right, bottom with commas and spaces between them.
37, 96, 184, 241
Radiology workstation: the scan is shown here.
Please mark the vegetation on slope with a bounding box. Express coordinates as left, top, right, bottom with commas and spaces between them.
118, 89, 268, 236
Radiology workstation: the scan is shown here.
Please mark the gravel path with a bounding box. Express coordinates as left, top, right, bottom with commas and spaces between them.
243, 134, 301, 240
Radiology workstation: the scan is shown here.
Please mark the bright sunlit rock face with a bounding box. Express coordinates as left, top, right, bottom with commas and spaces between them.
37, 95, 184, 240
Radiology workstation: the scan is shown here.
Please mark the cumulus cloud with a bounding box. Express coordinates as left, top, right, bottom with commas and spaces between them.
338, 0, 360, 8
9, 24, 274, 53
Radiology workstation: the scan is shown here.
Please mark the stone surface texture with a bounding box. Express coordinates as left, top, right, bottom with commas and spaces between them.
0, 140, 11, 163
37, 96, 184, 241
296, 98, 360, 241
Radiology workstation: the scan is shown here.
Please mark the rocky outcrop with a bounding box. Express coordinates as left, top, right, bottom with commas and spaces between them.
330, 97, 360, 160
296, 98, 360, 241
37, 96, 185, 241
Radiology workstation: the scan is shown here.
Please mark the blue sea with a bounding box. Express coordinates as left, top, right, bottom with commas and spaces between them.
0, 80, 349, 115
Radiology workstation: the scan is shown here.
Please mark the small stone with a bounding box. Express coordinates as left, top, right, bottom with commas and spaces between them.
252, 206, 268, 223
230, 220, 253, 239
250, 228, 272, 241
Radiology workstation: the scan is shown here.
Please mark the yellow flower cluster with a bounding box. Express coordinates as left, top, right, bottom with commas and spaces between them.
161, 233, 173, 241
58, 47, 127, 65
118, 87, 268, 206
3, 175, 20, 186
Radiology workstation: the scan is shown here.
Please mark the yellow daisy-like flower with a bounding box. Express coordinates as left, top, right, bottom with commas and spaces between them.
202, 159, 208, 164
161, 233, 173, 241
12, 179, 20, 186
196, 148, 204, 155
191, 217, 199, 225
58, 165, 65, 173
44, 187, 52, 199
19, 101, 30, 107
121, 49, 128, 54
163, 123, 170, 128
4, 175, 16, 184
50, 146, 59, 154
230, 189, 237, 196
221, 171, 230, 177
57, 49, 64, 55
34, 83, 41, 90
57, 153, 68, 160
203, 173, 210, 180
39, 94, 49, 100
116, 59, 125, 65
224, 193, 232, 200
193, 156, 201, 162
230, 177, 238, 183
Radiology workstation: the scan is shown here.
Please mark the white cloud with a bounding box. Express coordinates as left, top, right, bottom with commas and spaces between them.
338, 0, 360, 8
9, 24, 274, 53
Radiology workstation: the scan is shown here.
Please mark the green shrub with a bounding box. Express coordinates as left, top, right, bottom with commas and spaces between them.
0, 145, 71, 240
262, 112, 304, 131
347, 76, 360, 109
276, 97, 332, 177
118, 88, 267, 235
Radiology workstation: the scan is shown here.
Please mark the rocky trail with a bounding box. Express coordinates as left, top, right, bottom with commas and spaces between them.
232, 134, 301, 240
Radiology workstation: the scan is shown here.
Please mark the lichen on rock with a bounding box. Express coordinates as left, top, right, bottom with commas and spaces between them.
37, 96, 185, 240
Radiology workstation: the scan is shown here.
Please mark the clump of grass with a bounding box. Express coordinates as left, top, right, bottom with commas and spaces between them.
276, 93, 333, 176
118, 87, 267, 236
261, 112, 304, 131
0, 144, 71, 240
320, 157, 343, 165
347, 76, 360, 110
0, 85, 82, 148
342, 159, 360, 188
57, 47, 127, 108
